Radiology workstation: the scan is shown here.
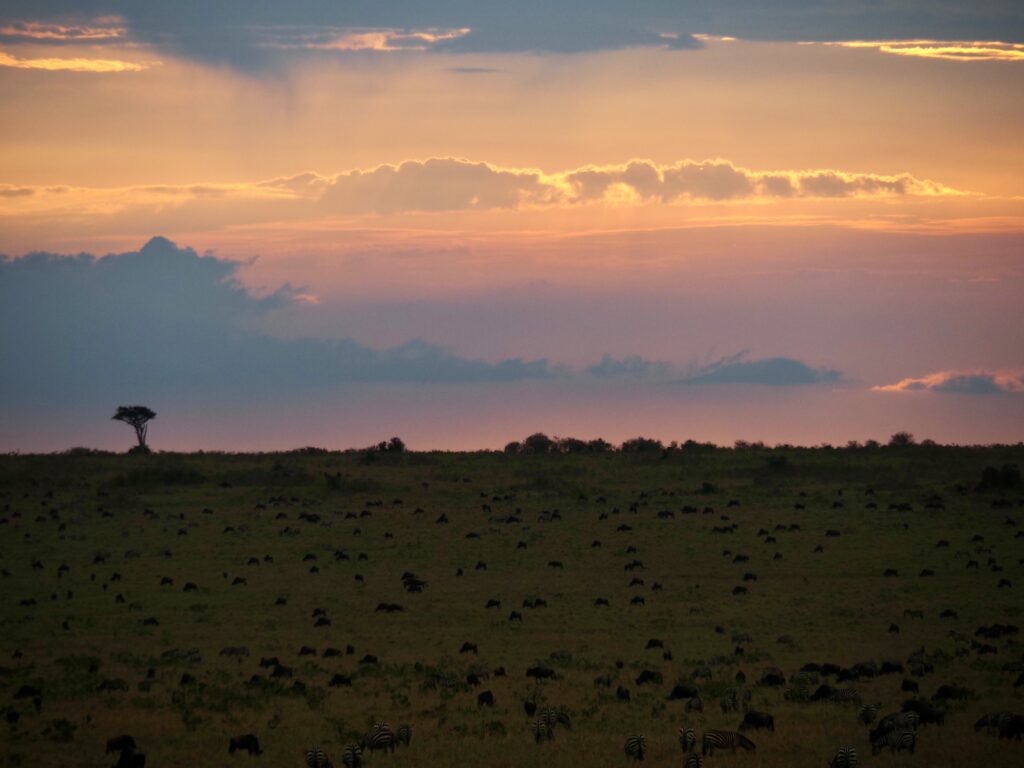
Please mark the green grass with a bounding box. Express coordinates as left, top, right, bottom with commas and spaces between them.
0, 445, 1022, 766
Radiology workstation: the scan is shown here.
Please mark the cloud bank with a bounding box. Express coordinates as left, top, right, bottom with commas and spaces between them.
874, 371, 1024, 394
680, 353, 843, 387
0, 237, 555, 405
1, 158, 966, 226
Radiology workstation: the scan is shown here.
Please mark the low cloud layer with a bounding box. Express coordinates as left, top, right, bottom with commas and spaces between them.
874, 371, 1024, 394
0, 238, 850, 412
680, 353, 843, 387
0, 237, 554, 405
1, 158, 966, 229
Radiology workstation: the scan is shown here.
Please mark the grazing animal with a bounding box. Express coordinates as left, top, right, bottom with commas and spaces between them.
477, 690, 495, 706
624, 735, 648, 761
306, 746, 332, 768
828, 746, 858, 768
532, 719, 554, 743
228, 734, 262, 756
975, 712, 1012, 731
363, 723, 396, 753
740, 711, 774, 731
106, 735, 137, 754
396, 724, 412, 747
870, 728, 916, 755
341, 745, 361, 768
858, 704, 879, 724
702, 730, 756, 756
685, 697, 703, 713
684, 754, 704, 768
113, 750, 146, 768
679, 727, 697, 752
998, 715, 1024, 740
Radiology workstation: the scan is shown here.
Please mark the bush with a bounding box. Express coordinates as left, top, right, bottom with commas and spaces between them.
888, 432, 916, 447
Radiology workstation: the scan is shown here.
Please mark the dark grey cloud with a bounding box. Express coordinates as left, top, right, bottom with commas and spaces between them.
586, 354, 672, 379
680, 352, 843, 387
3, 2, 1021, 68
0, 237, 554, 407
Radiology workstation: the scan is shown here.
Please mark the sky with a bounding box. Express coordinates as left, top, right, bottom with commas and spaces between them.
1, 1, 1023, 451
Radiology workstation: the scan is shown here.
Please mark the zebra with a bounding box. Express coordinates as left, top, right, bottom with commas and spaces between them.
828, 746, 857, 767
702, 730, 756, 756
679, 727, 697, 753
624, 735, 648, 761
363, 722, 396, 753
341, 744, 362, 768
396, 724, 412, 747
541, 707, 572, 731
878, 711, 920, 732
306, 746, 332, 768
719, 692, 738, 713
870, 728, 916, 755
532, 719, 554, 743
684, 753, 704, 768
857, 704, 878, 724
685, 697, 703, 713
829, 688, 861, 703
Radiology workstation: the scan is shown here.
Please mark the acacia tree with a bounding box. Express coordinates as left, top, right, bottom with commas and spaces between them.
112, 405, 156, 451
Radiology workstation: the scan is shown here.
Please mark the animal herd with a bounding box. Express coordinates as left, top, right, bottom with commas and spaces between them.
0, 450, 1021, 767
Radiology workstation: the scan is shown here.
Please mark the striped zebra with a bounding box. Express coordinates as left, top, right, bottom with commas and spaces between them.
828, 746, 857, 768
341, 744, 362, 768
684, 753, 704, 768
701, 730, 756, 756
396, 724, 412, 747
870, 728, 916, 755
532, 719, 554, 743
306, 746, 332, 768
719, 693, 738, 713
678, 727, 696, 753
829, 688, 861, 703
878, 711, 920, 732
363, 722, 396, 753
857, 704, 878, 724
541, 707, 572, 730
624, 735, 648, 761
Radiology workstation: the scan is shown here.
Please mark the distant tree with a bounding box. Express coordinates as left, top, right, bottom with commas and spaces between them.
556, 437, 588, 454
587, 438, 612, 452
620, 437, 663, 453
522, 433, 555, 454
864, 439, 881, 449
112, 405, 156, 452
503, 441, 521, 455
888, 431, 916, 447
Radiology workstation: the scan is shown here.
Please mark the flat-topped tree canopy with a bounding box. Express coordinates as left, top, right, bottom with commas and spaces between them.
112, 405, 157, 449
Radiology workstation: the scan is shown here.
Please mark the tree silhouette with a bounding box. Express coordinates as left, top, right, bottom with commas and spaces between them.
112, 405, 156, 451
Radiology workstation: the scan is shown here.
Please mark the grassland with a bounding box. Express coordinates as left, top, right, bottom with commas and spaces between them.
1, 443, 1022, 767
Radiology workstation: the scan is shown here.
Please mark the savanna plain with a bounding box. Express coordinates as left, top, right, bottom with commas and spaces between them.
1, 442, 1022, 767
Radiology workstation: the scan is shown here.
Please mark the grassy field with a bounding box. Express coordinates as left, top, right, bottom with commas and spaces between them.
1, 443, 1022, 767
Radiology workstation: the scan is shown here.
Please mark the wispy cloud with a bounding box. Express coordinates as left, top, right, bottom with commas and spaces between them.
874, 370, 1024, 394
0, 17, 126, 42
257, 26, 471, 52
0, 50, 150, 72
812, 39, 1024, 62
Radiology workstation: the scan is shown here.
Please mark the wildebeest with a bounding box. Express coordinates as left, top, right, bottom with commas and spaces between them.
228, 734, 262, 756
740, 711, 774, 731
106, 735, 136, 754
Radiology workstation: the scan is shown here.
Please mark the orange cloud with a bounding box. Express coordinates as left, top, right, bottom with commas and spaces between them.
0, 50, 150, 72
874, 371, 1024, 394
815, 39, 1024, 62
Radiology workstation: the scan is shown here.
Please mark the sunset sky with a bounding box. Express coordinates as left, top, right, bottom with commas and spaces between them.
1, 1, 1022, 451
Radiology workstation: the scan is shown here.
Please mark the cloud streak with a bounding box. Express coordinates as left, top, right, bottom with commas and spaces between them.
679, 353, 843, 387
817, 39, 1024, 63
874, 370, 1024, 394
0, 50, 150, 72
